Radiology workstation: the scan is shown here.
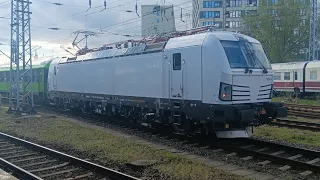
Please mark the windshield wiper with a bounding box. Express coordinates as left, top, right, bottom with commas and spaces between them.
243, 41, 268, 74
238, 42, 253, 74
251, 51, 268, 74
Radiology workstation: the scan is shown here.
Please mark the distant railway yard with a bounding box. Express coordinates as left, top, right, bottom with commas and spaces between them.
0, 99, 319, 180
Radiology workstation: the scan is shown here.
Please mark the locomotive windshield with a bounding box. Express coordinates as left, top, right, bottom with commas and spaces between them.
220, 40, 271, 70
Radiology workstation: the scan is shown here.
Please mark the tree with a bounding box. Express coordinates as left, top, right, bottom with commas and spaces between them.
241, 0, 310, 63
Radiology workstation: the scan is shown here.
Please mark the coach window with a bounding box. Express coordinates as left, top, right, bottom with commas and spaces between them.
310, 70, 317, 80
284, 72, 290, 80
0, 72, 3, 82
274, 72, 281, 80
294, 72, 298, 80
173, 53, 181, 70
32, 70, 37, 82
39, 71, 42, 82
0, 72, 2, 81
5, 72, 9, 82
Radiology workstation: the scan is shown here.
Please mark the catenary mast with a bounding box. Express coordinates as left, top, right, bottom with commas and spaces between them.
309, 0, 318, 61
8, 0, 35, 114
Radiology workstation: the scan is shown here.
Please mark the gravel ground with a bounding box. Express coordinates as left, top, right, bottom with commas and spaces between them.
2, 106, 319, 180
251, 136, 320, 151
0, 107, 248, 180
57, 112, 320, 180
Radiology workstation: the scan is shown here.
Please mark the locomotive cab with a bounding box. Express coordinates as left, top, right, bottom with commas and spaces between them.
197, 32, 288, 138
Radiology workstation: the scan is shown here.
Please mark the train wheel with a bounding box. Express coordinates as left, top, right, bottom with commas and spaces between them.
171, 113, 193, 134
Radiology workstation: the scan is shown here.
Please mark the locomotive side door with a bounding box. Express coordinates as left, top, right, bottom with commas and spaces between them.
170, 52, 184, 99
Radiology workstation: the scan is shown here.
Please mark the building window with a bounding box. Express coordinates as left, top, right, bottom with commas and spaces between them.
300, 9, 306, 16
243, 10, 257, 16
271, 0, 279, 5
173, 53, 181, 70
214, 11, 220, 18
246, 0, 257, 6
284, 72, 290, 80
226, 21, 241, 28
274, 72, 281, 80
226, 0, 242, 7
202, 21, 222, 28
203, 1, 213, 8
200, 11, 220, 18
227, 10, 242, 18
310, 70, 317, 80
203, 21, 214, 26
214, 1, 222, 7
203, 1, 222, 8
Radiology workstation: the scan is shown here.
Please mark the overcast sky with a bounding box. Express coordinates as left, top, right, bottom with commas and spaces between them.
0, 0, 192, 62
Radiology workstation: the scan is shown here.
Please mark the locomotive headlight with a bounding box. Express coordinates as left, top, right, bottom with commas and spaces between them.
219, 83, 232, 101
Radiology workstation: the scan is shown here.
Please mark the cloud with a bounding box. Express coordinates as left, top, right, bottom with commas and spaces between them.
0, 0, 192, 60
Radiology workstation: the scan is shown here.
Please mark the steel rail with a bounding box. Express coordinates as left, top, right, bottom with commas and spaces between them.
0, 132, 140, 180
0, 157, 42, 180
222, 139, 320, 173
270, 119, 320, 131
285, 103, 320, 110
283, 103, 320, 119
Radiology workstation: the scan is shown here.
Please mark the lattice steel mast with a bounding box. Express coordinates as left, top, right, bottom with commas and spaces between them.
8, 0, 35, 114
309, 0, 318, 61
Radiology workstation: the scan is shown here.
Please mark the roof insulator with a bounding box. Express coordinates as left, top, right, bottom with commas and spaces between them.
52, 3, 62, 6
48, 28, 60, 30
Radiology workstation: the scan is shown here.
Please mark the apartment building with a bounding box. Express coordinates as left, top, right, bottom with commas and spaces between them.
192, 0, 259, 32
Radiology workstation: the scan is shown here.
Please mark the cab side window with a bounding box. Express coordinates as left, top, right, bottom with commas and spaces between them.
173, 53, 181, 70
284, 72, 290, 80
54, 66, 57, 75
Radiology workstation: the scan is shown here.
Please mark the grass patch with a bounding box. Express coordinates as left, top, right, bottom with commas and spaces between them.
254, 125, 320, 147
272, 97, 320, 106
0, 107, 247, 180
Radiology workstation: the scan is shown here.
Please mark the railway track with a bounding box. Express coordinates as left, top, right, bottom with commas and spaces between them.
0, 132, 139, 180
40, 107, 320, 176
163, 131, 320, 174
221, 138, 320, 175
285, 103, 320, 119
270, 119, 320, 132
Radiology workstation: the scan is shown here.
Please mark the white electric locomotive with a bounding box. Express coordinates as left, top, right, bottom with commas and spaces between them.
47, 28, 287, 138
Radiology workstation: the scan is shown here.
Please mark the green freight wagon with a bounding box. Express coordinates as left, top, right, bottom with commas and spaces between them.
0, 57, 55, 103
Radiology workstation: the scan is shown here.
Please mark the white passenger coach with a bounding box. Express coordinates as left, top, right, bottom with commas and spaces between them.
272, 60, 320, 95
48, 28, 287, 138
